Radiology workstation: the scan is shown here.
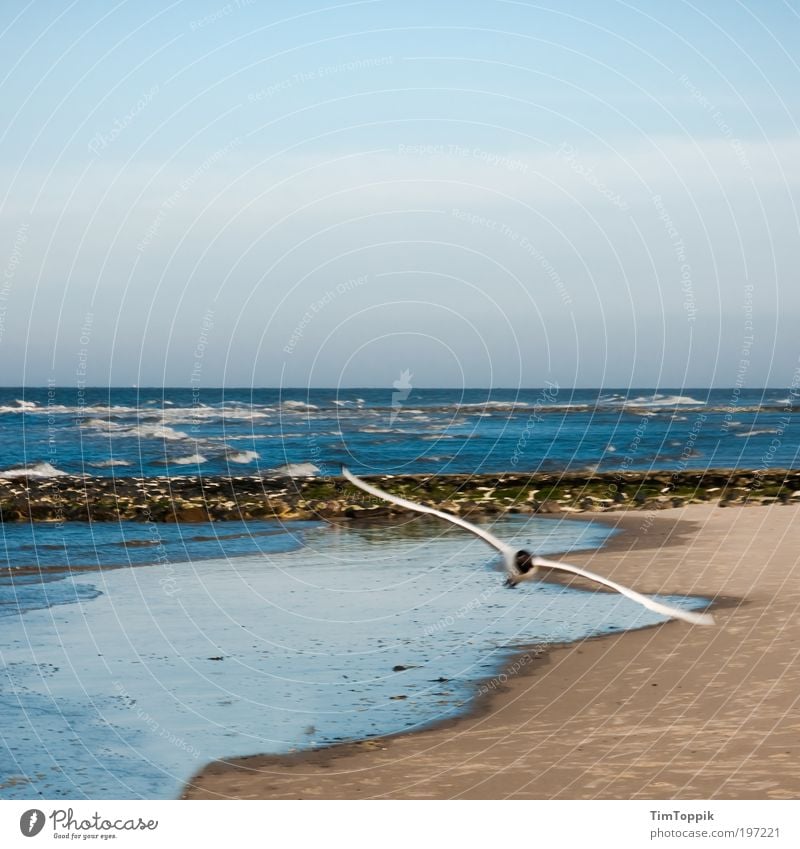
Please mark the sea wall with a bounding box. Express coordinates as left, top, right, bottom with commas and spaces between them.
1, 469, 799, 523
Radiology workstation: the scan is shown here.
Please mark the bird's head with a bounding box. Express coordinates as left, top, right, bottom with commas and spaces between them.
515, 549, 536, 574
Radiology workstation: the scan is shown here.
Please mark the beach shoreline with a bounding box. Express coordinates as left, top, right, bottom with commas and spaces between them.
183, 502, 800, 800
0, 507, 630, 799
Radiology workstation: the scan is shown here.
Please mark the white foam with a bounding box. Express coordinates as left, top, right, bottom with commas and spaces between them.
88, 459, 132, 468
131, 423, 190, 441
158, 406, 273, 423
272, 462, 321, 476
226, 450, 260, 464
0, 402, 73, 414
2, 402, 278, 423
169, 453, 209, 465
282, 400, 319, 411
622, 394, 705, 408
86, 420, 190, 441
1, 461, 67, 478
460, 400, 522, 410
735, 429, 778, 437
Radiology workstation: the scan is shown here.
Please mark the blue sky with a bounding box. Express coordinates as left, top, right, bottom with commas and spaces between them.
1, 0, 798, 387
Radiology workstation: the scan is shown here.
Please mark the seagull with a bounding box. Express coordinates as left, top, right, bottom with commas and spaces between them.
342, 468, 714, 626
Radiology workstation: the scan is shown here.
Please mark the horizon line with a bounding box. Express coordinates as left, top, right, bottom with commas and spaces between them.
0, 385, 789, 391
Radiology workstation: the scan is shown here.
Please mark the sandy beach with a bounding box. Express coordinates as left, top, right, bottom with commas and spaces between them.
183, 502, 800, 800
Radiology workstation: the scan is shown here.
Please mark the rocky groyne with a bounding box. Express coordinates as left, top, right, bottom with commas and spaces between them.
1, 469, 799, 523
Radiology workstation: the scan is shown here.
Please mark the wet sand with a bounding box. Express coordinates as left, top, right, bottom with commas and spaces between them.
183, 502, 800, 799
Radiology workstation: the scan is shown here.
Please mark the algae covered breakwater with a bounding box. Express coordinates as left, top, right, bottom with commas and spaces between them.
1, 469, 799, 524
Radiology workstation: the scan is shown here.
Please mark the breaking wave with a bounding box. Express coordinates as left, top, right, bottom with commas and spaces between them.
0, 462, 67, 478
166, 453, 209, 466
270, 462, 321, 477
617, 394, 707, 408
226, 450, 260, 464
281, 400, 319, 411
88, 459, 132, 468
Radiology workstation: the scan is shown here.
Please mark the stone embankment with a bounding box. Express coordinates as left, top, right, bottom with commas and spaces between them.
1, 469, 798, 523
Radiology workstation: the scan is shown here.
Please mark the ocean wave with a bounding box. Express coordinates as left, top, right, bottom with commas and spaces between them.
225, 450, 260, 464
88, 459, 132, 468
158, 406, 274, 423
459, 400, 524, 409
3, 391, 799, 413
82, 418, 114, 430
330, 399, 795, 416
124, 423, 190, 441
457, 401, 525, 413
735, 429, 779, 437
0, 401, 73, 414
166, 453, 209, 465
16, 396, 797, 422
83, 420, 190, 441
333, 401, 592, 415
0, 461, 67, 478
618, 394, 707, 408
226, 433, 280, 440
270, 462, 321, 476
282, 400, 318, 411
458, 400, 590, 413
1, 401, 279, 422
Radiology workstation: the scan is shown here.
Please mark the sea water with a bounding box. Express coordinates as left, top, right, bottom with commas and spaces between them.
0, 386, 797, 477
0, 515, 709, 799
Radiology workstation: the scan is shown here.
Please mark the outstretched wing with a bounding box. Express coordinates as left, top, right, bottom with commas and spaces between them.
342, 468, 713, 626
532, 556, 714, 626
342, 467, 515, 561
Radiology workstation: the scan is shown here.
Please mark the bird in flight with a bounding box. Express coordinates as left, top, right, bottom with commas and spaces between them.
342, 468, 713, 626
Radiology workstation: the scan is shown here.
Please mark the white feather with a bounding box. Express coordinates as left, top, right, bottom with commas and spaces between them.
342, 468, 714, 627
342, 467, 514, 556
531, 557, 714, 626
